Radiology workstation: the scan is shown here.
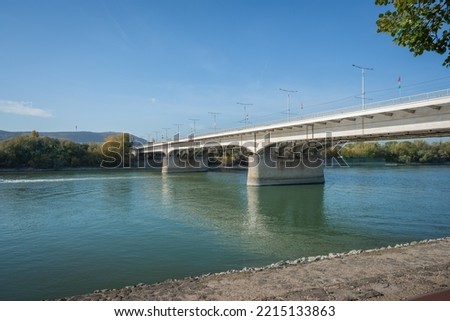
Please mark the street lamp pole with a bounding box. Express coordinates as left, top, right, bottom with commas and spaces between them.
174, 123, 183, 135
352, 64, 373, 110
208, 112, 220, 132
236, 102, 253, 128
162, 127, 170, 141
279, 88, 298, 121
189, 118, 199, 136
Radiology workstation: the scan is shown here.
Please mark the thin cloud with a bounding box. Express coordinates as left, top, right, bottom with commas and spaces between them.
0, 100, 52, 117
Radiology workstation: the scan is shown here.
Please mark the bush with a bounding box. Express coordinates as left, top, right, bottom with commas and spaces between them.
0, 134, 103, 169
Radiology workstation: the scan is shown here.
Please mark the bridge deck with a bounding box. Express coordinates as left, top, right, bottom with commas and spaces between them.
137, 89, 450, 154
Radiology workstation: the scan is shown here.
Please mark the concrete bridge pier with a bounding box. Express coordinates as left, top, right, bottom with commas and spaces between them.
162, 149, 208, 173
247, 143, 325, 186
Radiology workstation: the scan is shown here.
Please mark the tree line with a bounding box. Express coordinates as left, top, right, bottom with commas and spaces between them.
337, 140, 450, 164
0, 131, 133, 169
1, 131, 450, 170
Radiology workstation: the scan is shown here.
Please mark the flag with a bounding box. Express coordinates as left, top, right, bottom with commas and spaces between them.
397, 76, 401, 88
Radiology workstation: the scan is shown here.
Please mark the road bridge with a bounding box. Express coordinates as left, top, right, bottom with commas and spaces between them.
136, 89, 450, 186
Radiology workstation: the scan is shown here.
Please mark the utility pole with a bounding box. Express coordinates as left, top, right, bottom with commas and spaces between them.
208, 112, 220, 132
153, 130, 159, 143
236, 102, 253, 128
352, 64, 373, 110
279, 88, 298, 121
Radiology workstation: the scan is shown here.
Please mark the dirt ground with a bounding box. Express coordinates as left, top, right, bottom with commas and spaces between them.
61, 237, 450, 301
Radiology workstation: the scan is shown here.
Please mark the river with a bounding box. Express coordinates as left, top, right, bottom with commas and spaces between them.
1, 165, 449, 300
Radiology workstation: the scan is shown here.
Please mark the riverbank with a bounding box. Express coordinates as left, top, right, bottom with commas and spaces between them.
61, 237, 450, 301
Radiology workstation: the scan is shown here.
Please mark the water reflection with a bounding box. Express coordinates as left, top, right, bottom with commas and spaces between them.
157, 171, 328, 259
160, 173, 171, 208
247, 184, 325, 231
159, 172, 326, 231
159, 172, 247, 227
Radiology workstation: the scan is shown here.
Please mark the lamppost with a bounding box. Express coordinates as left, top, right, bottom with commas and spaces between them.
208, 112, 220, 132
189, 118, 199, 136
352, 64, 373, 110
162, 127, 170, 141
174, 123, 183, 134
279, 88, 298, 121
174, 123, 183, 140
236, 102, 253, 128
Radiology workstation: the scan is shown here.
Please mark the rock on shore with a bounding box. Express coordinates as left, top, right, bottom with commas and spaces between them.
61, 237, 450, 301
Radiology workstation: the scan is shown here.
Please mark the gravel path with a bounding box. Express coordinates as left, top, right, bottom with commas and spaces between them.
61, 237, 450, 301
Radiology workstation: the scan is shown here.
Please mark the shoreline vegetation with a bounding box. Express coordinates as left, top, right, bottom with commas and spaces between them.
0, 131, 132, 170
59, 237, 450, 301
1, 131, 450, 170
336, 140, 450, 164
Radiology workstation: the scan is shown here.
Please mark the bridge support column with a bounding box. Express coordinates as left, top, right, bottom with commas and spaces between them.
247, 144, 324, 186
162, 150, 208, 173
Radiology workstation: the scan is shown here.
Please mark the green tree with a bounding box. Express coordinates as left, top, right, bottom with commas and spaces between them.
376, 0, 450, 67
101, 133, 134, 168
340, 142, 385, 159
0, 134, 105, 169
437, 141, 450, 161
87, 143, 103, 166
339, 140, 450, 164
395, 141, 416, 163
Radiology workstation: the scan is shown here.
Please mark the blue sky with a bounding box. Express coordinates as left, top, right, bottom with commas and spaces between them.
1, 0, 449, 141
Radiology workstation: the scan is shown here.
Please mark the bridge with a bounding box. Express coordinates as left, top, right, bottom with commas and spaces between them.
136, 89, 450, 186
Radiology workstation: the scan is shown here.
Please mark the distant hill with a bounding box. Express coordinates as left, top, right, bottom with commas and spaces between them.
0, 130, 146, 144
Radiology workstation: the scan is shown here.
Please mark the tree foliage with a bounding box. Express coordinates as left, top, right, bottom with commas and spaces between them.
101, 133, 134, 168
376, 0, 450, 67
0, 133, 103, 169
341, 140, 450, 163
